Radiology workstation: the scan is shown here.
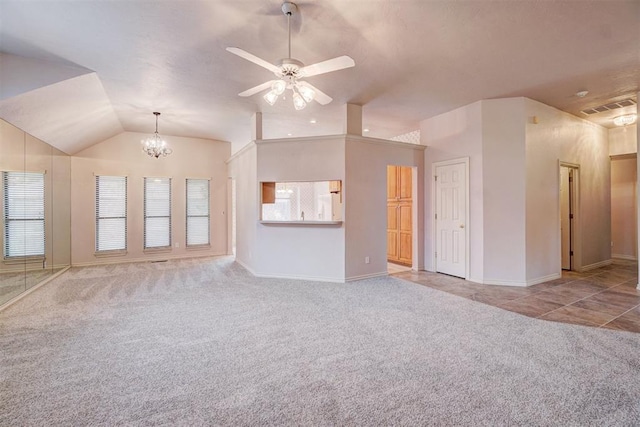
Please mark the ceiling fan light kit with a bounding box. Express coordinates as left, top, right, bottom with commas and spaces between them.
227, 1, 355, 111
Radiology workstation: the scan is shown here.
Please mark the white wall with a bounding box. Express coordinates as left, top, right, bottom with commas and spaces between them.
610, 124, 637, 156
227, 143, 258, 272
481, 99, 527, 285
71, 131, 230, 265
345, 136, 425, 280
421, 97, 611, 285
611, 156, 637, 260
421, 101, 485, 282
524, 98, 610, 275
255, 137, 346, 282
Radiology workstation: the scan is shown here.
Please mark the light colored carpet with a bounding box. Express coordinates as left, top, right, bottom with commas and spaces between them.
1, 256, 640, 426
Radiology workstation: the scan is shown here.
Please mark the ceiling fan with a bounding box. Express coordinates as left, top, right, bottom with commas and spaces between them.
226, 1, 355, 110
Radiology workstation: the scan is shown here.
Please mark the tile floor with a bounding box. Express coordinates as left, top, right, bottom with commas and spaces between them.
393, 258, 640, 332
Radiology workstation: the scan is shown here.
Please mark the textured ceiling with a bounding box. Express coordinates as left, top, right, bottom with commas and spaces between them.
0, 0, 638, 154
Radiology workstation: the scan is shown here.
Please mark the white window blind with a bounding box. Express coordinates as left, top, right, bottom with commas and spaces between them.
95, 175, 127, 252
3, 171, 45, 258
144, 177, 171, 249
186, 179, 210, 246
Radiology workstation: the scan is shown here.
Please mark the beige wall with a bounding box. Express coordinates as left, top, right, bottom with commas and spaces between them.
71, 131, 230, 265
611, 156, 637, 260
421, 101, 485, 282
525, 98, 611, 274
227, 143, 257, 272
609, 124, 637, 156
255, 136, 346, 281
345, 136, 425, 280
229, 135, 425, 282
421, 97, 611, 285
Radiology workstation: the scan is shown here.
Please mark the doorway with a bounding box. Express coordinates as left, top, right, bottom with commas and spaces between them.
387, 165, 413, 271
560, 163, 579, 270
433, 158, 469, 279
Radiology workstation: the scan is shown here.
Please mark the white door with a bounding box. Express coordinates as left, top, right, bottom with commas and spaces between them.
435, 162, 466, 278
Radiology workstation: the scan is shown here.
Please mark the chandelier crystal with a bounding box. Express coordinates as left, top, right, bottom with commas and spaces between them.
141, 112, 172, 158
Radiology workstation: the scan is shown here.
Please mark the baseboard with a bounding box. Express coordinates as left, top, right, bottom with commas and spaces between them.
612, 254, 637, 261
578, 259, 612, 272
475, 272, 561, 287
234, 258, 256, 275
72, 252, 228, 267
254, 271, 345, 283
526, 272, 562, 286
480, 278, 528, 287
0, 266, 70, 312
346, 271, 389, 282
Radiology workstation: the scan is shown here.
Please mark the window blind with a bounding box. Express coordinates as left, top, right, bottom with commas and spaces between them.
95, 175, 127, 252
186, 179, 210, 246
3, 171, 45, 258
144, 177, 171, 249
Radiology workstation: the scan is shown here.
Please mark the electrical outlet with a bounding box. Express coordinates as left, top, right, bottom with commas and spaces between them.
365, 256, 370, 264
174, 242, 179, 248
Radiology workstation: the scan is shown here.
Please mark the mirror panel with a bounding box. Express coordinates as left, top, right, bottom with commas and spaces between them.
0, 118, 70, 307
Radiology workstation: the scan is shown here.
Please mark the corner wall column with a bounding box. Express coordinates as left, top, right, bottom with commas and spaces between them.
343, 103, 362, 136
251, 112, 263, 141
637, 91, 640, 289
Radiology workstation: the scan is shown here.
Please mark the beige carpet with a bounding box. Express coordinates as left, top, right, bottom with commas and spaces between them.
1, 256, 640, 425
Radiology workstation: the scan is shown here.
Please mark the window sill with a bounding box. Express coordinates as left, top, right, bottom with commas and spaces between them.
186, 244, 211, 251
143, 246, 172, 254
94, 250, 128, 258
3, 255, 45, 264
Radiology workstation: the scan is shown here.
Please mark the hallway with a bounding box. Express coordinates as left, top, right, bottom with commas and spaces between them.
394, 259, 640, 332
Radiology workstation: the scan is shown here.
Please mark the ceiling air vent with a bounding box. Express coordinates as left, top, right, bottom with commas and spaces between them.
581, 98, 636, 115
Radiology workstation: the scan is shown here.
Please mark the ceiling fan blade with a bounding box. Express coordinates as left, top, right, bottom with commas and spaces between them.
226, 47, 281, 74
238, 81, 275, 97
298, 81, 333, 105
300, 56, 355, 77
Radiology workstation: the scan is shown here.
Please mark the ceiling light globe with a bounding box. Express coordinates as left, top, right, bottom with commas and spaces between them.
293, 93, 306, 110
272, 80, 286, 95
613, 114, 637, 126
298, 85, 315, 103
264, 90, 279, 106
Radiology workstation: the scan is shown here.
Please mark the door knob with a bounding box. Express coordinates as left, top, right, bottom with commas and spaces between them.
459, 224, 465, 228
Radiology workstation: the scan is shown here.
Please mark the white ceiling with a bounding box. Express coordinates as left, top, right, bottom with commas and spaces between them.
0, 0, 638, 154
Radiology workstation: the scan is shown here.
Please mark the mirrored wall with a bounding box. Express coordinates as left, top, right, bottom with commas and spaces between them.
0, 118, 71, 307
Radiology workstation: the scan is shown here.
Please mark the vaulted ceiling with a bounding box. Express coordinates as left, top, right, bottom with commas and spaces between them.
0, 0, 638, 154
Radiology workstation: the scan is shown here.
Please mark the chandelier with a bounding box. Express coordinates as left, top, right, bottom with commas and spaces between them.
141, 112, 172, 158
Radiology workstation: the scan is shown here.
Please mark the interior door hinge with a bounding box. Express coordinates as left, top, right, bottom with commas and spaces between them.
434, 176, 438, 181
435, 252, 437, 258
569, 214, 574, 219
435, 213, 437, 220
570, 251, 574, 256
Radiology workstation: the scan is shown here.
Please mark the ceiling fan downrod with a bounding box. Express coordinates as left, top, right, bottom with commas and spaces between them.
281, 1, 297, 60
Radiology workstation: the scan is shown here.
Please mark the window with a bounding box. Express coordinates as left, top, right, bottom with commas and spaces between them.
144, 177, 171, 249
3, 171, 45, 258
186, 179, 210, 247
95, 175, 127, 252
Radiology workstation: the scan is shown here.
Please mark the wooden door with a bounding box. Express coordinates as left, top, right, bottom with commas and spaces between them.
435, 162, 466, 278
387, 166, 412, 266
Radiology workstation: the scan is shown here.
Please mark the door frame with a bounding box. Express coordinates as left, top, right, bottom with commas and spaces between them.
558, 161, 581, 271
431, 157, 470, 279
386, 164, 418, 271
